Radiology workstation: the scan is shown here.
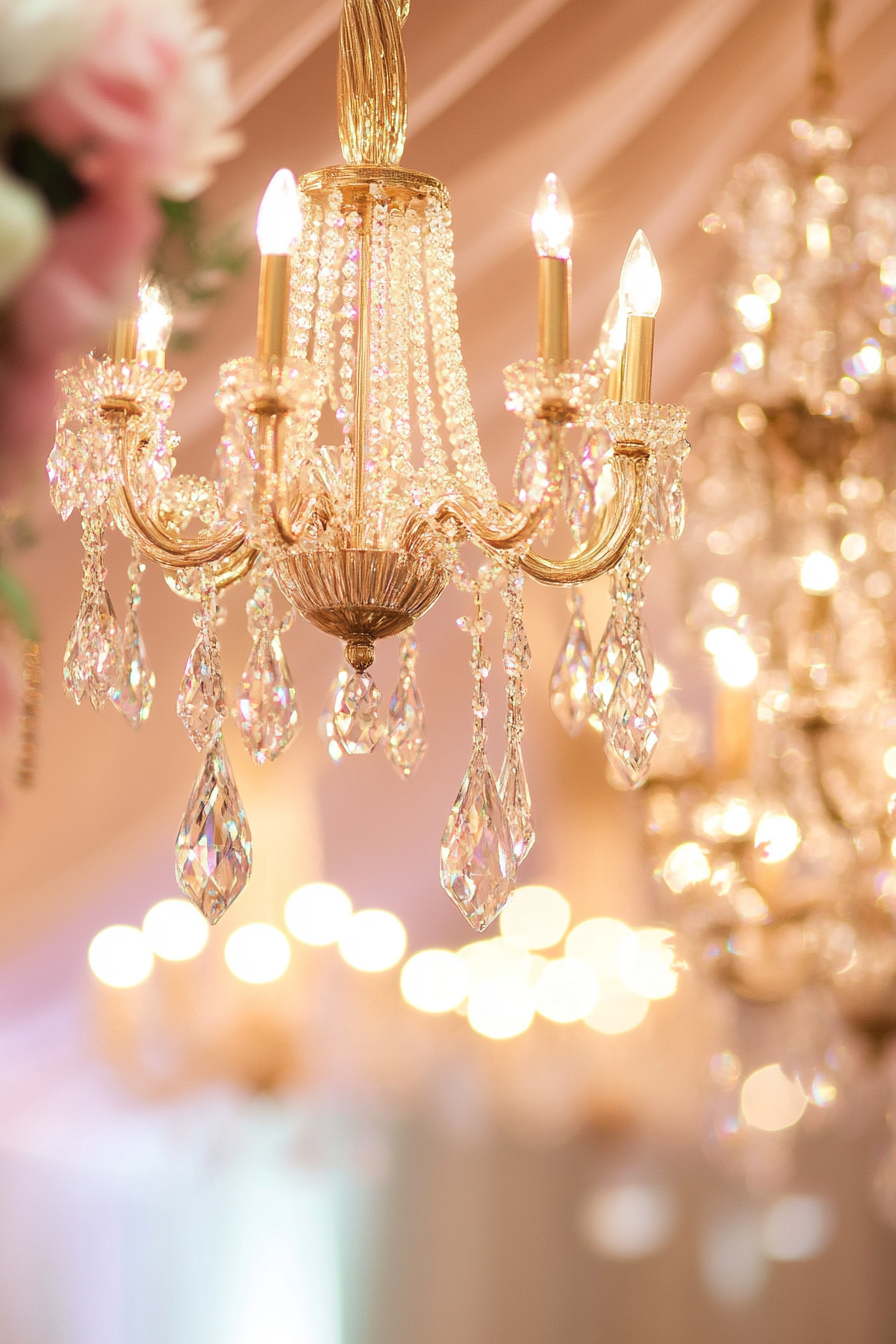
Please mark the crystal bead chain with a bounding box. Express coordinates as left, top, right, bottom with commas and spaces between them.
176, 576, 227, 751
312, 190, 345, 410
498, 567, 535, 862
406, 209, 450, 499
386, 210, 413, 489
466, 586, 491, 753
290, 194, 322, 362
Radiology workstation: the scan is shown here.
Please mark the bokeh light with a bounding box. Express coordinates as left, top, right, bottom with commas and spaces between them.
285, 882, 352, 945
338, 909, 406, 972
459, 936, 539, 985
709, 579, 740, 615
761, 1195, 833, 1261
661, 842, 710, 894
800, 550, 839, 594
580, 1183, 677, 1260
467, 979, 535, 1039
584, 977, 650, 1035
565, 917, 635, 976
142, 899, 208, 961
400, 949, 469, 1013
534, 957, 598, 1023
88, 925, 154, 988
740, 1063, 807, 1131
754, 810, 800, 863
618, 928, 678, 1000
500, 885, 570, 950
224, 923, 291, 984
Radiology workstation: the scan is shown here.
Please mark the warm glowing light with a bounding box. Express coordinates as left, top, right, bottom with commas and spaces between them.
224, 923, 291, 983
598, 290, 627, 370
338, 908, 406, 972
618, 927, 678, 1000
256, 168, 301, 255
709, 580, 739, 615
755, 810, 800, 863
741, 1063, 807, 1131
840, 532, 867, 562
566, 917, 634, 976
735, 293, 771, 333
706, 628, 758, 687
400, 949, 469, 1013
136, 275, 173, 352
855, 341, 882, 376
883, 747, 896, 779
580, 1183, 677, 1260
662, 841, 711, 893
467, 979, 535, 1038
285, 882, 352, 945
88, 925, 154, 987
753, 273, 781, 304
142, 899, 208, 961
500, 884, 570, 950
534, 957, 599, 1022
806, 220, 831, 260
531, 172, 573, 258
584, 977, 649, 1034
619, 230, 661, 317
651, 662, 671, 697
800, 550, 839, 594
761, 1196, 833, 1261
459, 936, 540, 987
738, 340, 765, 371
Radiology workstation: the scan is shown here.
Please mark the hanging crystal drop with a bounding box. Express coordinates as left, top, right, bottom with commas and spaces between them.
236, 630, 301, 764
498, 738, 534, 863
177, 597, 225, 751
110, 553, 154, 727
62, 602, 88, 706
63, 589, 123, 712
175, 734, 252, 924
549, 591, 594, 736
605, 644, 660, 787
386, 628, 427, 777
591, 612, 624, 727
440, 746, 516, 931
319, 666, 348, 762
333, 670, 382, 754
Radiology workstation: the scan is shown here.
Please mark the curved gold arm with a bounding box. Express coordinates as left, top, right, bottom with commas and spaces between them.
519, 444, 648, 586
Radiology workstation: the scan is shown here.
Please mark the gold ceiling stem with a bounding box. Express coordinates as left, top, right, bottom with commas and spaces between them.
338, 0, 409, 166
352, 206, 373, 545
811, 0, 836, 116
518, 445, 649, 586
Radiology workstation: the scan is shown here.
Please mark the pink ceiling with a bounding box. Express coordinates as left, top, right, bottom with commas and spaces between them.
4, 0, 896, 979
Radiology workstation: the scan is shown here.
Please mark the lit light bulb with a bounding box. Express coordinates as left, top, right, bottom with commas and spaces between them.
531, 172, 573, 259
619, 229, 661, 317
256, 168, 301, 255
799, 551, 839, 594
136, 275, 173, 353
598, 290, 627, 370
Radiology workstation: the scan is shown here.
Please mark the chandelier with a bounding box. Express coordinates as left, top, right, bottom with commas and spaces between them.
645, 0, 896, 1084
48, 0, 687, 933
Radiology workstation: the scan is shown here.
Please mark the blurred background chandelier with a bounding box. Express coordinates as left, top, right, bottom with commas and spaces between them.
48, 0, 687, 933
646, 0, 896, 1055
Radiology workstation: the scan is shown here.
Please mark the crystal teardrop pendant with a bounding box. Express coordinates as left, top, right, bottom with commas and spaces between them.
386, 631, 427, 777
333, 670, 382, 754
175, 735, 252, 924
498, 738, 534, 863
63, 590, 124, 711
235, 630, 301, 764
177, 627, 226, 750
591, 613, 624, 727
605, 645, 660, 787
110, 608, 155, 727
440, 747, 516, 931
319, 666, 348, 762
549, 593, 594, 736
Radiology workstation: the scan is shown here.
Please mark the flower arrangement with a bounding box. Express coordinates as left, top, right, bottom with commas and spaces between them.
0, 0, 239, 469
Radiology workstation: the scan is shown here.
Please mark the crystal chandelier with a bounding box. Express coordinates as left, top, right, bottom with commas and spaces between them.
49, 0, 687, 933
645, 1, 896, 1050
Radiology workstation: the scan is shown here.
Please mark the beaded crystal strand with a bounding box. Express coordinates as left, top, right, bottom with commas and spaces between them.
110, 549, 155, 727
498, 568, 534, 863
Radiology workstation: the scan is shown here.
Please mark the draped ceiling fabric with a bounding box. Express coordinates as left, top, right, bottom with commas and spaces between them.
3, 0, 896, 987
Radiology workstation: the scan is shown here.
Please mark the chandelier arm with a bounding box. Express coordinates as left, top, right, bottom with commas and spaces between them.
338, 0, 408, 166
517, 445, 648, 586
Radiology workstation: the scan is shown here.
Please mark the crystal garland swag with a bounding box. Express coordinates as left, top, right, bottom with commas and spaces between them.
47, 0, 688, 933
641, 85, 896, 1062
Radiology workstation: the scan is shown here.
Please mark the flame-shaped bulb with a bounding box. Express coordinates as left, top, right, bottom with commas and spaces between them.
256, 169, 301, 256
619, 229, 662, 317
531, 172, 573, 259
598, 290, 627, 370
136, 274, 173, 353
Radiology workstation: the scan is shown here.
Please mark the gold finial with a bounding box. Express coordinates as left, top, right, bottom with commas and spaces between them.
811, 0, 836, 115
338, 0, 409, 166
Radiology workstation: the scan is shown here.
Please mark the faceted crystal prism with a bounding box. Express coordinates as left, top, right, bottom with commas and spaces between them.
333, 671, 382, 754
549, 596, 594, 736
605, 646, 660, 787
177, 628, 225, 750
591, 613, 624, 727
498, 739, 534, 863
440, 747, 516, 931
110, 609, 155, 727
319, 667, 349, 762
386, 667, 427, 776
175, 735, 252, 923
63, 591, 123, 711
235, 631, 301, 764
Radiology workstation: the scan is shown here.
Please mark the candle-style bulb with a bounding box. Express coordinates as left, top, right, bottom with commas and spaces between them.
619, 229, 662, 317
598, 290, 627, 370
256, 169, 301, 256
136, 274, 173, 353
531, 172, 573, 259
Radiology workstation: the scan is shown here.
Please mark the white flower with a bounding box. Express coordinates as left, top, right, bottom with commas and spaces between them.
0, 167, 50, 302
0, 0, 96, 99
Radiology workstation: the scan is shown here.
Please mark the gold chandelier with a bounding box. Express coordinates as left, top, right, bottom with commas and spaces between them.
49, 0, 687, 933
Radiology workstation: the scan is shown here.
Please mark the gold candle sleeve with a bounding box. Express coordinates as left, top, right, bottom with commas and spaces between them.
108, 315, 138, 363
257, 254, 291, 362
620, 313, 655, 402
537, 256, 570, 363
